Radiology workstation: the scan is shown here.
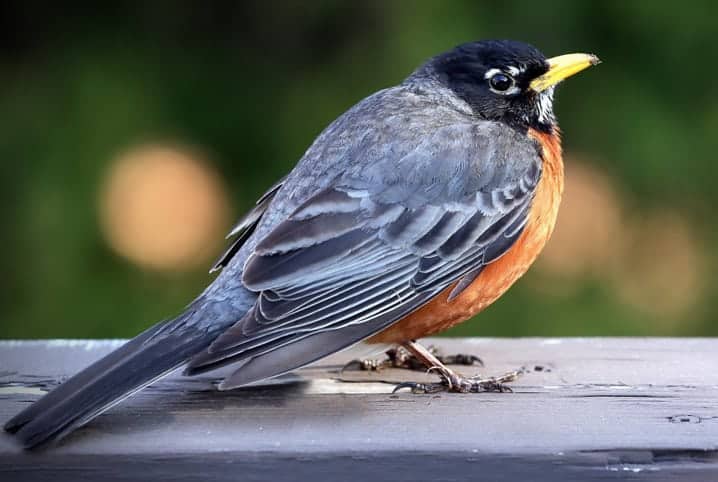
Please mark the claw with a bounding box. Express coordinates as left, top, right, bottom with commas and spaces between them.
468, 380, 512, 393
388, 341, 523, 395
392, 382, 445, 394
393, 382, 424, 394
340, 358, 387, 372
344, 346, 485, 374
394, 369, 523, 394
425, 366, 454, 390
392, 382, 414, 393
440, 354, 484, 367
424, 346, 484, 367
340, 360, 363, 372
466, 369, 523, 393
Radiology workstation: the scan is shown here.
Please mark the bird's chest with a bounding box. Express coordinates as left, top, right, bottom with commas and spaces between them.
370, 129, 564, 343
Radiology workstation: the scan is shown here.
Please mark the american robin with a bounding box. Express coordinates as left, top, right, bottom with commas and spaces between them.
4, 39, 598, 448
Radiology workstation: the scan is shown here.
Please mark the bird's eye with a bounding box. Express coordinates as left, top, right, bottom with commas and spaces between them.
488, 72, 515, 93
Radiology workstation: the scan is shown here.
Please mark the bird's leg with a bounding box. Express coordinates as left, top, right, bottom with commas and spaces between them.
341, 344, 482, 372
393, 340, 523, 394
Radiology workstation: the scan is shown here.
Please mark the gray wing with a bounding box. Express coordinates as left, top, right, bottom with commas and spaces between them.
210, 176, 286, 273
186, 123, 541, 388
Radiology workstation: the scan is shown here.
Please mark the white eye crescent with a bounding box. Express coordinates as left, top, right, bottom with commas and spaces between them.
485, 68, 520, 95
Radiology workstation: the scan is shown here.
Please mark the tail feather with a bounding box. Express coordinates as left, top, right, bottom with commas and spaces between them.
4, 311, 221, 449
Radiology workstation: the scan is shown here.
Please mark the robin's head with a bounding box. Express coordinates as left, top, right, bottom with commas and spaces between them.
414, 40, 599, 133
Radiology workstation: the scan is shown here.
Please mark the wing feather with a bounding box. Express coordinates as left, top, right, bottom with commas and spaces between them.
186, 122, 543, 384
209, 177, 285, 272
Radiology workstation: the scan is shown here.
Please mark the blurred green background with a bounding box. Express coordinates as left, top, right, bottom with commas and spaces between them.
1, 1, 716, 340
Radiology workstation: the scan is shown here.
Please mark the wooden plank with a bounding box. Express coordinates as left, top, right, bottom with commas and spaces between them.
1, 338, 717, 481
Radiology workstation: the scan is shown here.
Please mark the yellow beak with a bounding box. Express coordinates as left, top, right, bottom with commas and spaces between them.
529, 53, 600, 93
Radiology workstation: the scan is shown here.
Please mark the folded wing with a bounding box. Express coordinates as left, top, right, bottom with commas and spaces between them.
186, 122, 541, 388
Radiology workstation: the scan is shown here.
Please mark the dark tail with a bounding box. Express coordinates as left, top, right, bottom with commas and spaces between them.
4, 308, 222, 449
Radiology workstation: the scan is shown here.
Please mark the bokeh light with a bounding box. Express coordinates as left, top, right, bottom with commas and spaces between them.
614, 211, 705, 323
1, 2, 716, 338
99, 144, 230, 272
535, 157, 706, 324
538, 159, 625, 280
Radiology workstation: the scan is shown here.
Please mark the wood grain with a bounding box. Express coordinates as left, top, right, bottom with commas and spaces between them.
1, 338, 717, 481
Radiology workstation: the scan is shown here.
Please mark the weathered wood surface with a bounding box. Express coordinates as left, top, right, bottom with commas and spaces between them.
1, 338, 717, 481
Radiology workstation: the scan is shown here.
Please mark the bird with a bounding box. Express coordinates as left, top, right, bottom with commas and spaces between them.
4, 39, 599, 448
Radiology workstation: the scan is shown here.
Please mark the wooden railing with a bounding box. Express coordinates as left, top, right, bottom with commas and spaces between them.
1, 338, 717, 481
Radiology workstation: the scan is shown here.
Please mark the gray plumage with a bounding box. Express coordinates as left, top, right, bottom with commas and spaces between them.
186, 77, 541, 383
5, 39, 552, 448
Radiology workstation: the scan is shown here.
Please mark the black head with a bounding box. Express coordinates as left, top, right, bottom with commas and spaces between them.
413, 40, 596, 133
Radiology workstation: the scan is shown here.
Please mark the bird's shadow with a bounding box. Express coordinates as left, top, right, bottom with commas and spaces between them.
45, 368, 381, 449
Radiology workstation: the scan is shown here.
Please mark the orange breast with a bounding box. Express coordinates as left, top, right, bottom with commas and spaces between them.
368, 129, 564, 343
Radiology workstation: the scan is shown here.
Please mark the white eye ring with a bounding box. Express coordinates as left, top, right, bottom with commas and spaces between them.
485, 68, 520, 96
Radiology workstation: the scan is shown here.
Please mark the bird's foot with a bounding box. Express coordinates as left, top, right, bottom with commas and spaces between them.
390, 340, 522, 394
393, 367, 523, 394
427, 348, 484, 368
341, 357, 392, 372
342, 345, 482, 372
